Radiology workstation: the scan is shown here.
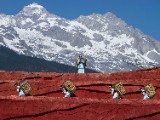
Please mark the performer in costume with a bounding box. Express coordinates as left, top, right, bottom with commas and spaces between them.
76, 55, 87, 73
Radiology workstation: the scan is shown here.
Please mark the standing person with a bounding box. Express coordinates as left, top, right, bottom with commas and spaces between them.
76, 55, 87, 73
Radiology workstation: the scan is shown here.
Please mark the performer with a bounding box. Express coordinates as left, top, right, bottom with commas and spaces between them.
139, 84, 156, 100
62, 87, 71, 98
61, 80, 76, 98
110, 85, 121, 99
140, 88, 150, 100
15, 80, 25, 97
15, 79, 31, 97
110, 81, 125, 99
75, 55, 87, 73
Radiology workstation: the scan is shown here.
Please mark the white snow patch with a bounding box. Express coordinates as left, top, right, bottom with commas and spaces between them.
21, 20, 26, 25
59, 20, 105, 39
145, 49, 160, 56
26, 18, 34, 23
39, 22, 49, 28
21, 18, 34, 25
3, 38, 20, 52
0, 15, 12, 26
47, 18, 58, 26
38, 14, 47, 20
141, 49, 160, 63
27, 3, 43, 9
109, 34, 134, 46
14, 27, 70, 57
123, 47, 137, 55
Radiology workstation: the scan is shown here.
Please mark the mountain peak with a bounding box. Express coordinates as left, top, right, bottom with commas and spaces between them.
103, 12, 117, 18
26, 2, 44, 9
17, 3, 48, 16
23, 2, 45, 12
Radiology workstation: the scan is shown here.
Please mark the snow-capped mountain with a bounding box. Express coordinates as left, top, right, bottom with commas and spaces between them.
0, 3, 160, 72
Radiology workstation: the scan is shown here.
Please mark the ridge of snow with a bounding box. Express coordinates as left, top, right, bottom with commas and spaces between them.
26, 3, 43, 9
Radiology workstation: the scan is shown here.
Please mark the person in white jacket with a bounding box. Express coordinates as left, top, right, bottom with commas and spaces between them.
140, 88, 150, 100
62, 87, 71, 98
16, 85, 25, 96
110, 86, 121, 99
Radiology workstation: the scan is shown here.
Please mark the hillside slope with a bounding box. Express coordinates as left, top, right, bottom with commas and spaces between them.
0, 68, 160, 119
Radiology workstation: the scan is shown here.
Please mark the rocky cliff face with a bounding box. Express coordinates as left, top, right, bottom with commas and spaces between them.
0, 3, 160, 72
0, 68, 160, 119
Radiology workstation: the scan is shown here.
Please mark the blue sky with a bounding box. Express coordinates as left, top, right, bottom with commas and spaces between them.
0, 0, 160, 41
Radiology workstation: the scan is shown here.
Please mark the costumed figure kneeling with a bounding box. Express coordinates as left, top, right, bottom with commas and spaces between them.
110, 81, 125, 99
15, 79, 31, 97
61, 80, 76, 98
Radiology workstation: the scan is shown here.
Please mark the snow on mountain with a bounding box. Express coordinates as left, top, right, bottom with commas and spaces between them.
0, 14, 15, 27
0, 3, 160, 72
